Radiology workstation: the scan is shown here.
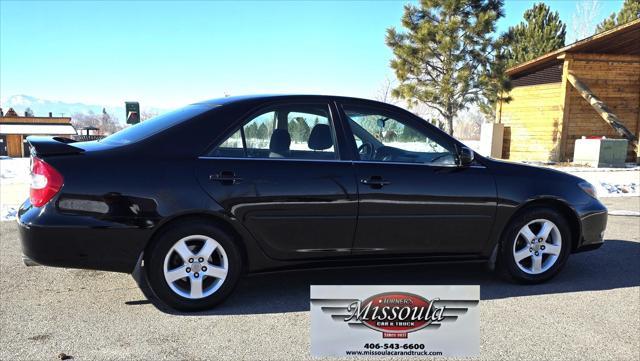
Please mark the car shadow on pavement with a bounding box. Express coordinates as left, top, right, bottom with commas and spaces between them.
133, 239, 640, 316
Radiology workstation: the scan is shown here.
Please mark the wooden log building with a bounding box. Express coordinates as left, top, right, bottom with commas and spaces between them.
497, 19, 640, 163
0, 108, 76, 157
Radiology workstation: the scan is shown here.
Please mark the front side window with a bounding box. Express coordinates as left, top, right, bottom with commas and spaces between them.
211, 104, 337, 160
343, 105, 457, 165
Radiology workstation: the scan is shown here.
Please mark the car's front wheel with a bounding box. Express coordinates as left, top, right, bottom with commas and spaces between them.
498, 207, 571, 283
145, 220, 242, 311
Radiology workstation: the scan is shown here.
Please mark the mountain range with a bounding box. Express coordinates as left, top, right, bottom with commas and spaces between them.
1, 95, 168, 123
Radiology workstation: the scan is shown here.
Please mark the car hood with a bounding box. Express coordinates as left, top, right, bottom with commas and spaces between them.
484, 157, 587, 184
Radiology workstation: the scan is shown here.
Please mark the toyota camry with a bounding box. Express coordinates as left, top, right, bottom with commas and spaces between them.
18, 95, 607, 311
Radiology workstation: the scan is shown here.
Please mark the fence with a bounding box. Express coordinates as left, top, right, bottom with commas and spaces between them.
72, 135, 106, 142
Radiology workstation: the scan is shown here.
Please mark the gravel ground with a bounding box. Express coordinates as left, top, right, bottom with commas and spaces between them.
0, 198, 638, 360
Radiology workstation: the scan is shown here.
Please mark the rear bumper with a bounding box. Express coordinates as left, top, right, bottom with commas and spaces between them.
574, 199, 607, 252
18, 201, 151, 273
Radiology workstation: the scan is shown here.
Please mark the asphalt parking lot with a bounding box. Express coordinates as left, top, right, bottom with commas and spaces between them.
1, 197, 638, 360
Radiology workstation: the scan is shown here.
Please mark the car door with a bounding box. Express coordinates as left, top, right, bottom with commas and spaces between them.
196, 101, 358, 260
338, 102, 497, 255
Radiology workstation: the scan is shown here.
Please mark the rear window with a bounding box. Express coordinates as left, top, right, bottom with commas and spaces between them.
100, 104, 213, 145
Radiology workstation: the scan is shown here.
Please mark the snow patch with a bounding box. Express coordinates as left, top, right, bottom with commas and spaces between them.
0, 157, 31, 184
549, 166, 639, 198
608, 210, 640, 217
1, 205, 18, 222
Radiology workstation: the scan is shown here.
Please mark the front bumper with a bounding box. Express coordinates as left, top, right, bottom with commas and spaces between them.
22, 254, 41, 266
574, 199, 607, 252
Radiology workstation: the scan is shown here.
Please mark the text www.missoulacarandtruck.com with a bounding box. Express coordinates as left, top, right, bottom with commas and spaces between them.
346, 348, 443, 356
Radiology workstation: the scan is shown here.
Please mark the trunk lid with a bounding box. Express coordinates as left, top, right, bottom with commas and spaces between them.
26, 136, 85, 156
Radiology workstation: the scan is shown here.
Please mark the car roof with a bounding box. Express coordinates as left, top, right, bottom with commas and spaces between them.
191, 94, 387, 107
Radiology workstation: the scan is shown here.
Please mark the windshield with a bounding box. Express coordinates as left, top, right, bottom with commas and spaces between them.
100, 104, 213, 145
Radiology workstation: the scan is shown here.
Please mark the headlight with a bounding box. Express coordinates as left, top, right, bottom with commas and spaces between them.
578, 181, 598, 199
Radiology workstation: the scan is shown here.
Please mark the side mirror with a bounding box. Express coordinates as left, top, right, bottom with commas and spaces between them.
457, 146, 474, 167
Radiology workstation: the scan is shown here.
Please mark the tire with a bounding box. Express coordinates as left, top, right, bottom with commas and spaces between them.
497, 207, 572, 283
145, 219, 242, 311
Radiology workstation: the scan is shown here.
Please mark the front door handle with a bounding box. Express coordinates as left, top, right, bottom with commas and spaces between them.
360, 176, 391, 188
210, 171, 243, 185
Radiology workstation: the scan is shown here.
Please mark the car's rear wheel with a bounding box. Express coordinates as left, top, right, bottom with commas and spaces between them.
498, 207, 571, 283
145, 220, 242, 311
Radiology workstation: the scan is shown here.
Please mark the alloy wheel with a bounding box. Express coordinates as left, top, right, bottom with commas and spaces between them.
512, 219, 562, 275
163, 235, 228, 299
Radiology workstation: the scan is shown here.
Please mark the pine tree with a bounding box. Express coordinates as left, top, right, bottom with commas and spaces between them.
244, 122, 259, 140
288, 120, 299, 142
505, 3, 566, 67
100, 108, 121, 134
295, 117, 310, 141
596, 0, 640, 33
386, 0, 506, 135
101, 108, 110, 122
256, 123, 268, 140
477, 43, 511, 119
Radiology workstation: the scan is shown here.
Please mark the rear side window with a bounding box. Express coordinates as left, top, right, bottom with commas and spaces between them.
100, 104, 212, 145
211, 104, 338, 160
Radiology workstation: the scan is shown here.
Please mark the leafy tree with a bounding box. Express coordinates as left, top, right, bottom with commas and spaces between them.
71, 108, 122, 135
570, 0, 602, 42
375, 77, 400, 105
141, 110, 158, 121
505, 3, 566, 67
596, 0, 640, 33
386, 0, 506, 134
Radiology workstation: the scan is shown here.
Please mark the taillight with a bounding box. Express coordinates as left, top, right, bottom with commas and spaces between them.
30, 157, 64, 207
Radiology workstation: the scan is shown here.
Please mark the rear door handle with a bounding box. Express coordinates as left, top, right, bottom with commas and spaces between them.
210, 171, 243, 185
360, 176, 391, 188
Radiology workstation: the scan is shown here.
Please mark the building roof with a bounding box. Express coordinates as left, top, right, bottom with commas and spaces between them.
0, 123, 77, 135
0, 115, 73, 125
507, 19, 640, 77
0, 112, 75, 135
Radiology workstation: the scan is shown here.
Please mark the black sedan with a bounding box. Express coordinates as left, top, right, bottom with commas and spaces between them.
18, 95, 607, 311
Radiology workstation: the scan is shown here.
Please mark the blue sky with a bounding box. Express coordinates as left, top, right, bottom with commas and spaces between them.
0, 0, 624, 109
